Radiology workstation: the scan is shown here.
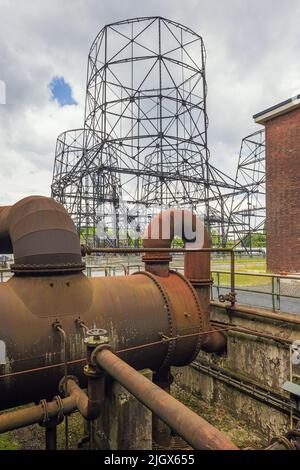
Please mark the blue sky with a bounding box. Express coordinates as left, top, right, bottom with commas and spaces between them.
49, 76, 77, 106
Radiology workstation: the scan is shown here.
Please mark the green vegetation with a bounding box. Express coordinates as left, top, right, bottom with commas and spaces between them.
242, 233, 266, 248
0, 409, 84, 450
172, 384, 265, 449
0, 433, 20, 450
212, 257, 269, 287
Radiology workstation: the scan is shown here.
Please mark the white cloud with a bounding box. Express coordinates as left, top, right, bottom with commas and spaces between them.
1, 0, 300, 203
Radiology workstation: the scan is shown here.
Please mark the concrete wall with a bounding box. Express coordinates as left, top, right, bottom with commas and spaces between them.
173, 302, 300, 440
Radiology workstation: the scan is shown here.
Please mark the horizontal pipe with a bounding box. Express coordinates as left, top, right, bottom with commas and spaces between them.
211, 321, 294, 345
191, 361, 298, 419
0, 396, 76, 434
201, 329, 228, 354
211, 301, 300, 326
212, 269, 300, 281
83, 247, 234, 254
95, 348, 238, 450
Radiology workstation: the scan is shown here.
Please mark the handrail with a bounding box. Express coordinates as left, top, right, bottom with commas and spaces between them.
211, 269, 300, 312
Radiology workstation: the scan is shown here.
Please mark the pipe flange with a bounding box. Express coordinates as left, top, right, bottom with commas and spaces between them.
53, 395, 65, 424
169, 270, 204, 361
11, 262, 86, 274
133, 271, 176, 371
39, 399, 49, 427
188, 278, 213, 287
39, 397, 64, 428
90, 343, 113, 368
58, 374, 79, 397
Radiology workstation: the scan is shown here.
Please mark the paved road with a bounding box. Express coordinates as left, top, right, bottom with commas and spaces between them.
212, 286, 300, 315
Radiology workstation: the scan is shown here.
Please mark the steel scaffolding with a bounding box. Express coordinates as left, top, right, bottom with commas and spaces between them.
51, 17, 261, 248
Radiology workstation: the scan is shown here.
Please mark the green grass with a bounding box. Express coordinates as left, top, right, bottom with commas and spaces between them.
0, 433, 20, 450
0, 408, 84, 450
212, 257, 269, 287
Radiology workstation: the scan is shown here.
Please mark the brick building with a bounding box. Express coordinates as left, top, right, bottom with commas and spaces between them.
254, 96, 300, 273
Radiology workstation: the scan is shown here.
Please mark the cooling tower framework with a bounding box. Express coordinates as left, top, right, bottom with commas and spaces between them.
51, 17, 258, 248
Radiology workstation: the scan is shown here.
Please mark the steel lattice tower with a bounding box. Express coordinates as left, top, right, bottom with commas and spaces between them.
52, 17, 249, 247
228, 129, 266, 249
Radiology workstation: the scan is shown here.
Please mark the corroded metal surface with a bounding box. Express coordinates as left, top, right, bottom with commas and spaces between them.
0, 270, 202, 409
95, 348, 238, 450
0, 196, 84, 274
142, 208, 227, 355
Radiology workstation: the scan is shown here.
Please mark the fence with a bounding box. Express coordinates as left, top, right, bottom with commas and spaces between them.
1, 259, 299, 313
212, 270, 300, 312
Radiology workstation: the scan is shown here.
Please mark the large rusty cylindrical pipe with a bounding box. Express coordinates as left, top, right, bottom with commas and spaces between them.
0, 270, 204, 409
95, 348, 238, 450
0, 195, 84, 274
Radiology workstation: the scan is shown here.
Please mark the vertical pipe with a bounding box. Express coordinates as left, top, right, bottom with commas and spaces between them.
152, 369, 172, 447
271, 277, 275, 311
230, 250, 235, 306
45, 425, 57, 450
276, 277, 281, 311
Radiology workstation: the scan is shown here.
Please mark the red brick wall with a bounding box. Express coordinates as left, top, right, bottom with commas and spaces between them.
265, 107, 300, 272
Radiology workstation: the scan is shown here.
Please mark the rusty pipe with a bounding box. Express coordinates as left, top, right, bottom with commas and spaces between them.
152, 369, 173, 447
0, 195, 84, 274
0, 395, 76, 434
95, 347, 238, 450
143, 208, 226, 355
143, 209, 205, 277
0, 269, 204, 409
64, 377, 104, 421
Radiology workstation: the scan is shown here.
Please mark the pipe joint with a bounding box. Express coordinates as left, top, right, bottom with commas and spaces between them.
39, 396, 64, 428
0, 196, 84, 275
90, 344, 113, 369
63, 377, 103, 421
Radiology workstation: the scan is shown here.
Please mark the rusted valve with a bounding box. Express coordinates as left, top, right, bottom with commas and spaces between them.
85, 328, 109, 344
218, 292, 237, 304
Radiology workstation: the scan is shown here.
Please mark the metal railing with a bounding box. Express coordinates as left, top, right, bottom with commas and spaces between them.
211, 270, 300, 312
1, 256, 300, 313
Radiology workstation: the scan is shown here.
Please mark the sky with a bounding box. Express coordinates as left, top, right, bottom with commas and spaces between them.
1, 0, 300, 204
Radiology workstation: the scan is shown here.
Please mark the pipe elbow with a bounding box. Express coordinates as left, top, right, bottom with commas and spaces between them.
143, 208, 204, 250
66, 379, 102, 421
143, 208, 205, 276
201, 330, 227, 355
0, 195, 84, 274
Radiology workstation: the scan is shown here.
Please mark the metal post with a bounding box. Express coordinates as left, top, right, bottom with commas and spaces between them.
276, 277, 281, 311
217, 271, 220, 299
152, 369, 172, 447
271, 277, 275, 311
45, 425, 57, 450
230, 250, 236, 306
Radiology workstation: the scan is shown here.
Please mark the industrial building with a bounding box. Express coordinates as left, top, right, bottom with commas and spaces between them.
254, 96, 300, 273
